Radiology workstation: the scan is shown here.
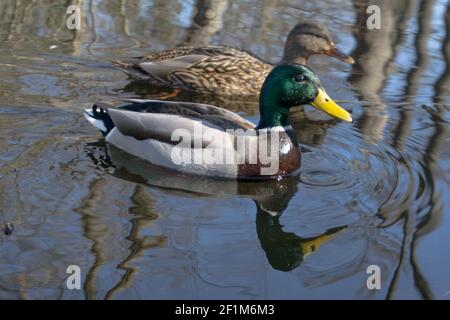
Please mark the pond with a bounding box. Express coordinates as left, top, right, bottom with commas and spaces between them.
0, 0, 449, 299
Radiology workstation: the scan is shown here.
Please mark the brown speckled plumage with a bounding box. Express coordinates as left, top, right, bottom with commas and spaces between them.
114, 22, 354, 96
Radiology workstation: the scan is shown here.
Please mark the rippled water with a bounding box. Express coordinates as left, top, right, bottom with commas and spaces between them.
0, 0, 449, 299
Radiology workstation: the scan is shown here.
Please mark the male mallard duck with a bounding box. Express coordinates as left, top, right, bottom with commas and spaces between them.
114, 22, 354, 96
85, 64, 352, 179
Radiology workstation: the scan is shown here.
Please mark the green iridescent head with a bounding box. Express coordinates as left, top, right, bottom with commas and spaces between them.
257, 64, 352, 128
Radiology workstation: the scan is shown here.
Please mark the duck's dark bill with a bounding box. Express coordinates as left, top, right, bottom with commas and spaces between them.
311, 88, 352, 122
325, 46, 355, 64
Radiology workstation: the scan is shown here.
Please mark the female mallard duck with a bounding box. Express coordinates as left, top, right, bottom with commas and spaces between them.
114, 22, 354, 96
85, 64, 352, 179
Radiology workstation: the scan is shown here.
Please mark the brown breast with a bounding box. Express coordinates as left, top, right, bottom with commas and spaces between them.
237, 129, 301, 178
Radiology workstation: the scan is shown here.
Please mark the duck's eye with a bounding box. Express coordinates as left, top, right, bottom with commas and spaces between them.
293, 75, 306, 82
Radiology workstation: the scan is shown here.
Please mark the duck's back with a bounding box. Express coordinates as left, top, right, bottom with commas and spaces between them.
120, 46, 273, 95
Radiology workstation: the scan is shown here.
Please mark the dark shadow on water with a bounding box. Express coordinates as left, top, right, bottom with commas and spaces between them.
179, 0, 230, 47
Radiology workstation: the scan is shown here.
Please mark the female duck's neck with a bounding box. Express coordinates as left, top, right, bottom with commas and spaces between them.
279, 46, 308, 65
279, 55, 307, 65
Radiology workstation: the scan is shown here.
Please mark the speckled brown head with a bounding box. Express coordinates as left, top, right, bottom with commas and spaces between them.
280, 21, 355, 65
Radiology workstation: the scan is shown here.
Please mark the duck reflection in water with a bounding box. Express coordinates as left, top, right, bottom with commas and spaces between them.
86, 141, 347, 272
256, 205, 346, 272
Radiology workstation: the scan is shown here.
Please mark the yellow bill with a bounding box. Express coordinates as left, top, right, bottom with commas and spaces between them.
300, 233, 337, 257
300, 226, 347, 257
311, 88, 352, 122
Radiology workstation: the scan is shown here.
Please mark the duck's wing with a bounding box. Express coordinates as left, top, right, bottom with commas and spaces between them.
116, 46, 257, 70
114, 46, 270, 94
134, 47, 270, 94
139, 45, 257, 62
96, 99, 255, 146
137, 53, 264, 76
109, 98, 256, 129
137, 54, 209, 81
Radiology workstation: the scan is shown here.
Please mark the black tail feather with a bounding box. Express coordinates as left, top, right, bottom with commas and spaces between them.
89, 104, 115, 135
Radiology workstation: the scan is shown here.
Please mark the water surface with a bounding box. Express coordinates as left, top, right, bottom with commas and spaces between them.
0, 0, 449, 299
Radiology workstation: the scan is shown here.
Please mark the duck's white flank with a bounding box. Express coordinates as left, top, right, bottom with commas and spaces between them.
106, 128, 240, 178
